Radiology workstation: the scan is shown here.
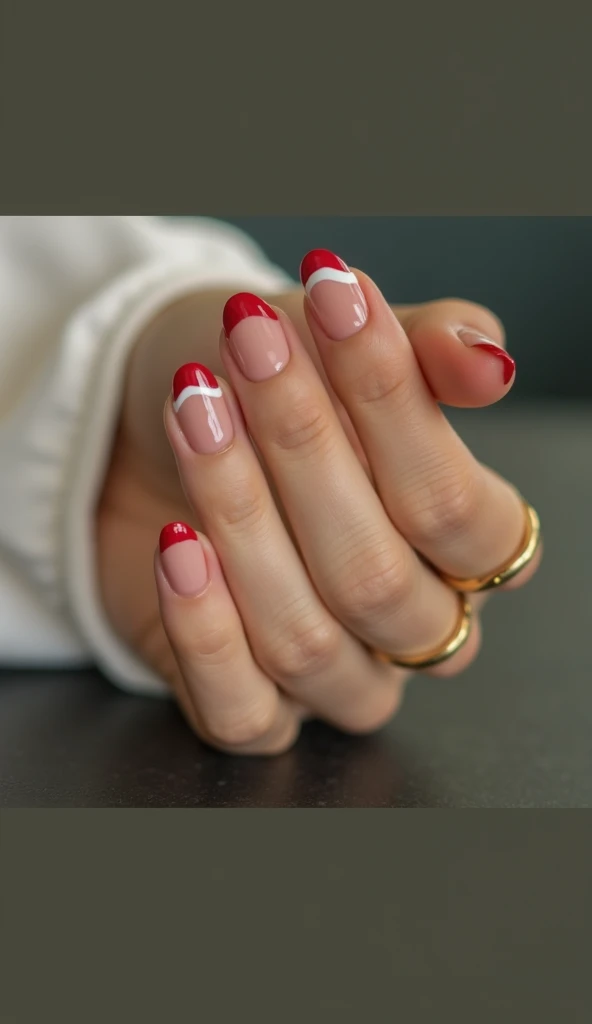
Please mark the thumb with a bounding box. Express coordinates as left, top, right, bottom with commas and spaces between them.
390, 296, 515, 409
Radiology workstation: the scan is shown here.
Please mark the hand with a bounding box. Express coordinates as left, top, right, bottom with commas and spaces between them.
97, 252, 541, 754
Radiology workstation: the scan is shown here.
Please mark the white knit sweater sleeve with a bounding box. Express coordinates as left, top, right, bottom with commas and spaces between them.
0, 216, 294, 696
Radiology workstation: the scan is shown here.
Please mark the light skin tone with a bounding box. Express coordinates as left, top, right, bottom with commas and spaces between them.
96, 254, 541, 755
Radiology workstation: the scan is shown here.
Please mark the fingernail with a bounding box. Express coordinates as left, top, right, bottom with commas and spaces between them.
223, 292, 290, 382
172, 363, 234, 454
458, 329, 516, 385
159, 522, 209, 597
300, 248, 368, 341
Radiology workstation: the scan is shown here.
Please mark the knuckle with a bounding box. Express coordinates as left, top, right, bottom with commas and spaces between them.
264, 617, 341, 683
337, 545, 414, 625
338, 687, 404, 735
215, 484, 268, 535
349, 351, 414, 411
256, 718, 302, 756
408, 468, 481, 545
180, 621, 239, 668
207, 700, 279, 750
269, 400, 334, 457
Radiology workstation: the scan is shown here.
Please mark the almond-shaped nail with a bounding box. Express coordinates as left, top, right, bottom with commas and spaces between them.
300, 248, 368, 341
223, 292, 290, 382
159, 523, 209, 597
458, 329, 516, 385
172, 363, 234, 454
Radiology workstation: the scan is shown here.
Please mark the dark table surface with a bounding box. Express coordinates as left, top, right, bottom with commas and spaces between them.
1, 401, 590, 807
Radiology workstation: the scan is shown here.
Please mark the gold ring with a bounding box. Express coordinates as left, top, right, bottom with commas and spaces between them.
370, 591, 473, 670
440, 496, 541, 593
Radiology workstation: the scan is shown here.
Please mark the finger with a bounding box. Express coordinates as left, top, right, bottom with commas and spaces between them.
155, 522, 300, 755
299, 250, 534, 587
218, 292, 471, 668
164, 366, 407, 733
394, 299, 515, 408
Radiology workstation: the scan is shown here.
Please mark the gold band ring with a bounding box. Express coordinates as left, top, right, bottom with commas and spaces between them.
370, 591, 473, 670
440, 496, 541, 594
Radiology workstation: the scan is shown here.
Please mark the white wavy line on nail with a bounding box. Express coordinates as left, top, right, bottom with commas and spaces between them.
304, 268, 359, 294
173, 384, 223, 412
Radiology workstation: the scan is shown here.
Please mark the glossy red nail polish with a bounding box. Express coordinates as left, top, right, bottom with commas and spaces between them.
473, 344, 516, 385
458, 330, 516, 386
222, 292, 278, 338
159, 522, 198, 553
159, 522, 209, 597
170, 363, 234, 454
300, 248, 353, 289
299, 248, 368, 340
172, 363, 221, 411
222, 292, 289, 381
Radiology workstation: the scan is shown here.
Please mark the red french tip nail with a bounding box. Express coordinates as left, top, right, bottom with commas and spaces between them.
159, 522, 198, 553
172, 363, 219, 401
222, 292, 278, 337
474, 344, 516, 385
299, 248, 350, 288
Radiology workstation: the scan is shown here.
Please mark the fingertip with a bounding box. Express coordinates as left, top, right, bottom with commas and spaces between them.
400, 301, 513, 409
156, 522, 210, 599
458, 331, 516, 389
409, 324, 513, 408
